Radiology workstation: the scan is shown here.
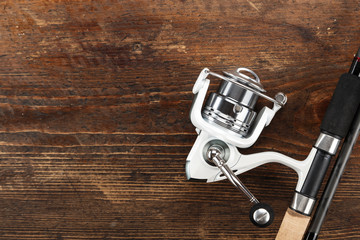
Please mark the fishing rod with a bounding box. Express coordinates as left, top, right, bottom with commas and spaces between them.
184, 49, 360, 236
303, 49, 360, 240
276, 48, 360, 239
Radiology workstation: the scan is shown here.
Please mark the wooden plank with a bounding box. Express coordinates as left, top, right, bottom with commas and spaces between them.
0, 0, 359, 239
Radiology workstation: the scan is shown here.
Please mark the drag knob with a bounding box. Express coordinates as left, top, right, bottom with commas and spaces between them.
249, 202, 274, 228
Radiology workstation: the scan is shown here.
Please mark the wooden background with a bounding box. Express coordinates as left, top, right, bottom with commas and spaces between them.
0, 0, 359, 239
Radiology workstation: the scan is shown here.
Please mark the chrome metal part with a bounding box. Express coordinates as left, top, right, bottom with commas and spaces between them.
253, 208, 271, 225
202, 140, 230, 166
202, 93, 257, 136
207, 146, 259, 204
290, 192, 316, 215
190, 68, 287, 148
314, 133, 341, 155
202, 68, 261, 136
206, 69, 286, 106
217, 79, 259, 109
223, 68, 265, 92
201, 68, 287, 136
275, 92, 287, 106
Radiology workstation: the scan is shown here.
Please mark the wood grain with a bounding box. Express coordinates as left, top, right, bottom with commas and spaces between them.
0, 0, 359, 239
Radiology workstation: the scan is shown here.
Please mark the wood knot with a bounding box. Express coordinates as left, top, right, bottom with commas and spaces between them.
132, 42, 143, 54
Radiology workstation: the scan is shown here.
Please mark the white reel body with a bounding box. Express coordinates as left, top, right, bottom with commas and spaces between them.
185, 68, 318, 227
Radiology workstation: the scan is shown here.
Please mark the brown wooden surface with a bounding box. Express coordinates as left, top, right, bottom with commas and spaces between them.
0, 1, 359, 239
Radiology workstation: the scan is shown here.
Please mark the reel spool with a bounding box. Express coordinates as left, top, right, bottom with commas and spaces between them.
203, 68, 268, 136
186, 67, 287, 227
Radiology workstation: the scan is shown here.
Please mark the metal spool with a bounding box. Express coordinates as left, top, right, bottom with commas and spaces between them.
202, 68, 265, 136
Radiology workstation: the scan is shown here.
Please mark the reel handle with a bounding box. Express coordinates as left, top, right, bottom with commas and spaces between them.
207, 146, 275, 227
207, 146, 259, 204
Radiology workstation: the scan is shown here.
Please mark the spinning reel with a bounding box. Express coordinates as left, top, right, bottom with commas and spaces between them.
185, 68, 340, 227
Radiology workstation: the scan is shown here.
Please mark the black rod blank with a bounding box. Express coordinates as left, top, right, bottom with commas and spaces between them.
304, 48, 360, 240
304, 106, 360, 240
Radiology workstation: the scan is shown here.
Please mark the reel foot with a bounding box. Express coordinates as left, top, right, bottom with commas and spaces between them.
249, 203, 274, 228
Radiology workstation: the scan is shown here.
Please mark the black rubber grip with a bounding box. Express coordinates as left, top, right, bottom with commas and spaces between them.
300, 149, 332, 198
320, 73, 360, 138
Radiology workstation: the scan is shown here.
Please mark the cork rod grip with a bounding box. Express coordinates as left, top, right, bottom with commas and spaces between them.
275, 208, 311, 240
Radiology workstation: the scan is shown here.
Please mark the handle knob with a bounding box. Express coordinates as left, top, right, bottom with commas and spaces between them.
249, 203, 274, 228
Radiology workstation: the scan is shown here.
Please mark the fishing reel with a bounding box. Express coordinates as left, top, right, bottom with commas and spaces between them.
186, 68, 320, 227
